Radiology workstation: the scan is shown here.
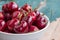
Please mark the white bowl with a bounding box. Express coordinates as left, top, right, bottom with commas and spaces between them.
0, 13, 50, 40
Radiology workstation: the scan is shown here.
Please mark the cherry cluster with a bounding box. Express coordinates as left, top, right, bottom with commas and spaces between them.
0, 2, 47, 34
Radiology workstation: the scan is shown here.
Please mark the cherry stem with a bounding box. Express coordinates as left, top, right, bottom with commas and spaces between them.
34, 0, 47, 11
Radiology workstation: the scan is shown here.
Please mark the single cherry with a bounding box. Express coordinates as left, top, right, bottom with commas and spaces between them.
35, 16, 47, 29
22, 3, 32, 12
28, 11, 36, 21
34, 10, 40, 17
18, 7, 29, 17
7, 2, 18, 12
12, 11, 24, 21
0, 20, 6, 31
4, 13, 12, 22
2, 4, 9, 13
22, 16, 34, 26
2, 28, 11, 33
14, 21, 28, 33
29, 25, 39, 32
8, 18, 20, 31
0, 11, 4, 20
22, 11, 36, 26
2, 2, 18, 13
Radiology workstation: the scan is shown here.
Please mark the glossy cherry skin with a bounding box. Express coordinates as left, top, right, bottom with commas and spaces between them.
2, 20, 13, 33
22, 3, 32, 12
22, 16, 34, 26
28, 11, 36, 21
14, 21, 28, 33
22, 11, 36, 26
18, 7, 29, 17
34, 10, 40, 17
7, 2, 18, 12
0, 20, 6, 31
0, 12, 4, 20
12, 11, 24, 21
29, 25, 39, 32
8, 18, 20, 31
2, 4, 9, 13
35, 16, 47, 29
2, 2, 18, 13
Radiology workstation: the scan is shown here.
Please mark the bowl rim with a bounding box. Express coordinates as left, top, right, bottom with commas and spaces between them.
0, 13, 50, 35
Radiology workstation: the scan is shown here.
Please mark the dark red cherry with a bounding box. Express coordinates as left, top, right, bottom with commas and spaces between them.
22, 11, 36, 26
35, 16, 47, 29
0, 20, 6, 31
22, 16, 34, 26
7, 2, 18, 12
8, 18, 20, 31
2, 4, 9, 13
29, 25, 39, 32
22, 3, 32, 12
4, 13, 12, 22
2, 2, 18, 13
18, 8, 28, 17
14, 21, 28, 33
28, 11, 36, 21
12, 11, 24, 21
0, 11, 4, 20
2, 28, 11, 33
34, 10, 40, 17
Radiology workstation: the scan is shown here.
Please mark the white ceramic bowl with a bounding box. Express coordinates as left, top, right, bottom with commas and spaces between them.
0, 13, 50, 40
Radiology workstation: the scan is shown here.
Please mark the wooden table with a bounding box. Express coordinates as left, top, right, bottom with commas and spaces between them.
39, 18, 60, 40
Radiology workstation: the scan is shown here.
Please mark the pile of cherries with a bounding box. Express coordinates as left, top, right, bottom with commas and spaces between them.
0, 2, 48, 34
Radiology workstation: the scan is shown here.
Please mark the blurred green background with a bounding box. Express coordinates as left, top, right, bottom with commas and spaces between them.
0, 0, 60, 22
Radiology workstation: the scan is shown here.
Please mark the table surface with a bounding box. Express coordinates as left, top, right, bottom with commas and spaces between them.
39, 18, 60, 40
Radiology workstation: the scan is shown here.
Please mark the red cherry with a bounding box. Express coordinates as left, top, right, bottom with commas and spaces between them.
3, 30, 10, 33
12, 11, 24, 21
35, 16, 47, 29
22, 16, 34, 26
29, 25, 39, 32
3, 21, 14, 33
28, 11, 36, 21
22, 3, 32, 12
22, 11, 36, 26
0, 12, 4, 20
34, 10, 40, 17
4, 13, 12, 22
18, 7, 28, 17
32, 12, 41, 25
2, 4, 9, 13
14, 21, 28, 33
2, 2, 18, 13
7, 2, 18, 12
8, 18, 20, 31
2, 28, 11, 33
0, 20, 6, 31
